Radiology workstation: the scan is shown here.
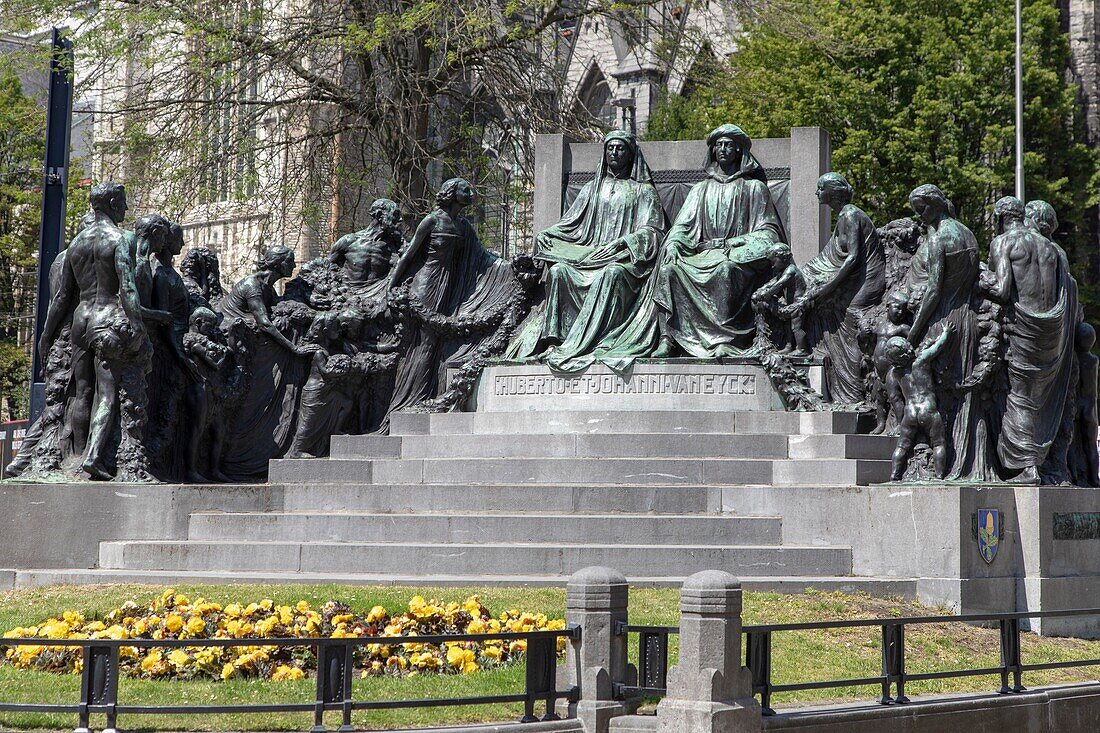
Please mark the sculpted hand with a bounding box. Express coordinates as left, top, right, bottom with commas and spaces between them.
296, 343, 325, 357
590, 238, 625, 260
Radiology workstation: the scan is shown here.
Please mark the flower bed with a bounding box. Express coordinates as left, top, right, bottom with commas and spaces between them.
1, 590, 566, 682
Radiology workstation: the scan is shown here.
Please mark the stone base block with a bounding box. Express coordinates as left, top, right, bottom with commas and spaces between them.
721, 483, 1100, 637
0, 482, 279, 570
472, 361, 824, 412
655, 699, 761, 733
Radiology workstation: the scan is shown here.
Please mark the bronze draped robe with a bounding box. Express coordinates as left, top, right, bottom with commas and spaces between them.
801, 204, 885, 404
506, 175, 666, 373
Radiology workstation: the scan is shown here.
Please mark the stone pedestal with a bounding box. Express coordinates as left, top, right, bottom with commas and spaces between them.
471, 361, 824, 412
656, 571, 761, 733
559, 566, 637, 733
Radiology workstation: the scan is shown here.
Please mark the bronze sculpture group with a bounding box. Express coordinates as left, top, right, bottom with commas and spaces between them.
8, 124, 1098, 487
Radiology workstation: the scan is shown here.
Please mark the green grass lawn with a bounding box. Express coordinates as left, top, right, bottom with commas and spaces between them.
0, 584, 1098, 731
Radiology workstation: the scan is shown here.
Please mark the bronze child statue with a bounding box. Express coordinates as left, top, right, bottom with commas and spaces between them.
754, 242, 809, 355
287, 311, 356, 459
862, 291, 912, 435
886, 324, 953, 481
182, 307, 231, 482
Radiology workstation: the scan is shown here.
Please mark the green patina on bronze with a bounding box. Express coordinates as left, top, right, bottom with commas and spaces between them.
1053, 512, 1100, 540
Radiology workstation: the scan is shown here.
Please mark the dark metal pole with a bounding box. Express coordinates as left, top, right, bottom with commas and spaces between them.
29, 27, 74, 422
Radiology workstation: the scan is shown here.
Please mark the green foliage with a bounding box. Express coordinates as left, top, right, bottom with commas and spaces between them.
0, 63, 44, 419
648, 0, 1100, 319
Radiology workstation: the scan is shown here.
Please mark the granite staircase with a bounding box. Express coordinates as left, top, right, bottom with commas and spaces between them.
69, 408, 915, 594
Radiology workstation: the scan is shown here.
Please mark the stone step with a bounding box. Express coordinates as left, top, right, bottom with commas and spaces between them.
274, 483, 719, 513
187, 511, 783, 545
269, 457, 892, 486
389, 410, 875, 437
9, 568, 919, 598
331, 433, 791, 460
787, 433, 898, 461
772, 459, 892, 486
609, 715, 656, 733
99, 540, 853, 577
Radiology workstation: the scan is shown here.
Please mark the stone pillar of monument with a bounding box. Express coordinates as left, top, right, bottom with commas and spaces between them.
559, 566, 637, 733
656, 570, 762, 733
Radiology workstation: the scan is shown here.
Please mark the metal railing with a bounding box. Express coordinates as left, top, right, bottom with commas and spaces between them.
0, 627, 579, 732
619, 609, 1100, 716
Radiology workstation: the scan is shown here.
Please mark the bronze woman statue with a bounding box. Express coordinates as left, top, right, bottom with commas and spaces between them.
387, 178, 515, 418
506, 130, 666, 372
793, 173, 885, 404
217, 245, 317, 478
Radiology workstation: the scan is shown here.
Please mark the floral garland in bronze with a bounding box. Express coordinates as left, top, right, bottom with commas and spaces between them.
400, 255, 541, 413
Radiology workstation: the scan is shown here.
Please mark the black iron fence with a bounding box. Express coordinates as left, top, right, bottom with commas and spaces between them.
0, 627, 579, 732
619, 608, 1100, 715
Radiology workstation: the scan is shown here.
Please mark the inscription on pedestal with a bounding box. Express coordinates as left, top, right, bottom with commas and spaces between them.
472, 363, 812, 412
492, 373, 757, 397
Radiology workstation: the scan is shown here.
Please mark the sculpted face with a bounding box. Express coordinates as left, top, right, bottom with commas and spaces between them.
108, 193, 129, 225
169, 229, 185, 257
458, 181, 476, 207
276, 253, 296, 278
887, 299, 907, 324
195, 314, 216, 336
910, 197, 939, 225
605, 140, 632, 174
713, 136, 741, 168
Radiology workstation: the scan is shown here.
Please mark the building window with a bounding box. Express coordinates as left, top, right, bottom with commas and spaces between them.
579, 69, 616, 128
197, 2, 261, 204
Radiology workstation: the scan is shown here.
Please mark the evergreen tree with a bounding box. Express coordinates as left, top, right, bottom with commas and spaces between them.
0, 66, 44, 419
648, 0, 1100, 318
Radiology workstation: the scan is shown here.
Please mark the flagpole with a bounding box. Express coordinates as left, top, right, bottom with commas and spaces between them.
1015, 0, 1025, 201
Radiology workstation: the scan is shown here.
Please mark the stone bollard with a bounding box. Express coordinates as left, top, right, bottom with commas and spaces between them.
559, 566, 634, 733
656, 570, 762, 733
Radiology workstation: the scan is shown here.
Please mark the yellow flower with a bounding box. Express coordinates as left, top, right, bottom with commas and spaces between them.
482, 645, 503, 661
259, 599, 273, 611
41, 621, 71, 639
462, 660, 479, 674
462, 596, 482, 615
168, 649, 190, 668
185, 617, 206, 636
224, 603, 243, 618
366, 605, 387, 624
466, 619, 485, 634
446, 644, 475, 669
132, 619, 148, 635
173, 594, 189, 608
296, 600, 311, 613
271, 664, 305, 681
140, 650, 163, 672
62, 610, 84, 626
221, 662, 235, 680
386, 656, 407, 671
164, 615, 184, 633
